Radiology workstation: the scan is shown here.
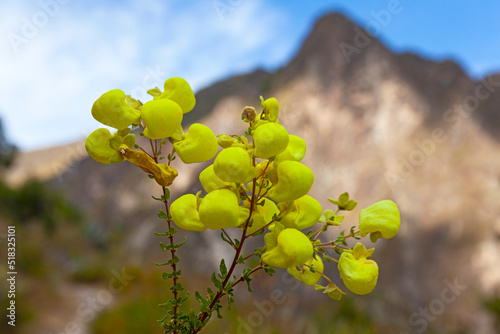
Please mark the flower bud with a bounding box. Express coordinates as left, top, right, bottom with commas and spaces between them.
241, 106, 256, 122
262, 227, 313, 269
253, 122, 289, 159
91, 89, 140, 130
338, 243, 378, 295
288, 256, 324, 286
199, 164, 234, 193
359, 200, 400, 243
141, 99, 183, 139
261, 97, 279, 122
198, 189, 249, 230
214, 147, 258, 183
278, 195, 322, 230
155, 77, 196, 114
267, 161, 314, 203
170, 194, 206, 232
275, 135, 306, 163
173, 123, 218, 164
85, 128, 120, 164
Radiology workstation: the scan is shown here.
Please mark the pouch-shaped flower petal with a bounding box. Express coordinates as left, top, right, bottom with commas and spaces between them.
253, 122, 289, 159
267, 161, 314, 203
141, 99, 183, 139
279, 195, 322, 230
199, 189, 248, 230
261, 97, 279, 122
120, 147, 178, 187
214, 147, 258, 183
359, 200, 400, 243
170, 194, 206, 232
91, 89, 140, 130
173, 123, 218, 163
199, 164, 234, 193
246, 199, 279, 234
338, 243, 378, 295
275, 135, 306, 163
262, 228, 313, 269
155, 77, 196, 114
288, 256, 324, 286
85, 128, 120, 164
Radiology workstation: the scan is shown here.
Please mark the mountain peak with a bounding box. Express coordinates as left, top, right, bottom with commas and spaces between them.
278, 12, 391, 85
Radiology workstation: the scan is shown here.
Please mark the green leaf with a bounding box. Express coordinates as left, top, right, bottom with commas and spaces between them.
244, 276, 253, 292
195, 291, 206, 305
219, 259, 228, 279
250, 228, 265, 237
164, 188, 171, 201
345, 199, 357, 211
162, 272, 174, 279
256, 199, 266, 207
328, 197, 339, 205
220, 232, 234, 247
236, 255, 245, 264
158, 209, 168, 219
264, 266, 276, 276
338, 192, 350, 209
211, 272, 222, 289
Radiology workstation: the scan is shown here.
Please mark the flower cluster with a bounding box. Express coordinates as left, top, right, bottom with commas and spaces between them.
85, 77, 401, 332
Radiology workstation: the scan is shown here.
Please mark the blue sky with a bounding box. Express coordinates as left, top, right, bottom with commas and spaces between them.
1, 0, 499, 151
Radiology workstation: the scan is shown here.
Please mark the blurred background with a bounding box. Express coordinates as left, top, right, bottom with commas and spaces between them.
1, 1, 500, 333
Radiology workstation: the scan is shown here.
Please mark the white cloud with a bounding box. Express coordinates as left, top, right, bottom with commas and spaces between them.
0, 0, 289, 151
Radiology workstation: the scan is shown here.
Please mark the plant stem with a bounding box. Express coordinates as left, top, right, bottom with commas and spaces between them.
161, 186, 180, 333
151, 139, 180, 333
193, 175, 259, 333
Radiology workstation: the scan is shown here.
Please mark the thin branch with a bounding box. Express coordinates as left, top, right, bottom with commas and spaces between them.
221, 228, 237, 249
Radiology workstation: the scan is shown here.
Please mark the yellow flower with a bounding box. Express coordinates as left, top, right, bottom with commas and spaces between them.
155, 77, 196, 114
85, 128, 119, 164
275, 135, 306, 163
253, 122, 289, 159
198, 189, 249, 230
338, 243, 378, 295
261, 97, 279, 122
91, 89, 140, 130
267, 161, 314, 203
288, 256, 324, 286
245, 199, 279, 234
141, 99, 183, 139
278, 195, 322, 230
170, 193, 206, 232
174, 123, 218, 164
359, 200, 400, 243
214, 147, 258, 183
262, 226, 313, 269
199, 164, 234, 193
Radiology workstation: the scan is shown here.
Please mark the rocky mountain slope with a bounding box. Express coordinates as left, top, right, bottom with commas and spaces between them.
8, 12, 500, 333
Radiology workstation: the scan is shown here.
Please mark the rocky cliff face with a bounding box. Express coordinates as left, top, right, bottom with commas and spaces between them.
11, 12, 500, 333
